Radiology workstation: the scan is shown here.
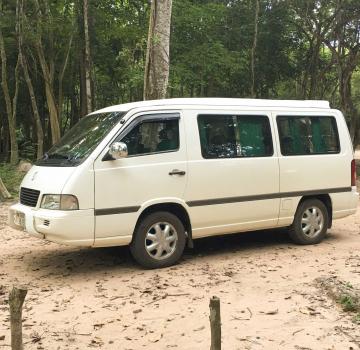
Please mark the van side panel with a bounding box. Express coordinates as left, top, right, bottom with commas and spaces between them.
275, 110, 356, 226
93, 111, 188, 243
183, 109, 280, 238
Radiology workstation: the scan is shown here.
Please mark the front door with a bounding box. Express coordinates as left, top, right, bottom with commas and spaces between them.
93, 111, 187, 242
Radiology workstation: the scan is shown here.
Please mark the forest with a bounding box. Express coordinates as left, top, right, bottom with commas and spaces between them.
0, 0, 360, 167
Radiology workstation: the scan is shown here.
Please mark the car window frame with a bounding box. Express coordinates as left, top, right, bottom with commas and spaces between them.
276, 115, 341, 156
197, 113, 274, 159
109, 113, 181, 159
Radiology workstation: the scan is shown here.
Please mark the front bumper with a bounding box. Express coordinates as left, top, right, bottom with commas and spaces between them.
8, 203, 94, 246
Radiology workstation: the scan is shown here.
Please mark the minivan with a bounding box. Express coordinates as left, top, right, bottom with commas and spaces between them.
8, 98, 359, 268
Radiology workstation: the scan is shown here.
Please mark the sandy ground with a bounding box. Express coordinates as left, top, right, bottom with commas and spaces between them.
0, 202, 360, 350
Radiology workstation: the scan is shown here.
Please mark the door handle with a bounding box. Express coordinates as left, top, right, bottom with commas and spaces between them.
169, 169, 186, 176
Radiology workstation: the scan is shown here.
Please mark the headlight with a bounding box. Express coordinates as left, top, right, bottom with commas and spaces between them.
41, 194, 79, 210
41, 194, 60, 210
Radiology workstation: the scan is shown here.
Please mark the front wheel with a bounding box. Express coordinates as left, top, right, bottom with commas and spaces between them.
130, 211, 186, 268
288, 199, 329, 245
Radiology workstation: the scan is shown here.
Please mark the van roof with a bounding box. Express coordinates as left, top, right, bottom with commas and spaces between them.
90, 98, 331, 115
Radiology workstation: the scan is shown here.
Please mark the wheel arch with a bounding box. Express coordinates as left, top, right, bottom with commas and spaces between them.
298, 194, 333, 228
134, 202, 193, 247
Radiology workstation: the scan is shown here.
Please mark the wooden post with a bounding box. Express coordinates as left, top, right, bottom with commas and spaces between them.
9, 286, 27, 350
209, 296, 221, 350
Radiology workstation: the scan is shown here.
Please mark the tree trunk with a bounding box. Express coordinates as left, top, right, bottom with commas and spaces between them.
339, 64, 358, 142
18, 0, 44, 159
0, 177, 11, 199
0, 28, 19, 165
58, 35, 74, 122
83, 0, 92, 114
33, 0, 63, 145
143, 0, 173, 100
21, 54, 44, 159
36, 42, 61, 144
250, 0, 259, 98
79, 54, 87, 117
307, 37, 321, 99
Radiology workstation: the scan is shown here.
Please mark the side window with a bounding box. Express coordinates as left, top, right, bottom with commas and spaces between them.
277, 116, 340, 156
198, 114, 273, 159
237, 115, 273, 157
198, 115, 237, 158
121, 119, 179, 156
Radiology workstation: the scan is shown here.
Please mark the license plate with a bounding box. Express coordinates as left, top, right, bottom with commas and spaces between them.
13, 212, 25, 230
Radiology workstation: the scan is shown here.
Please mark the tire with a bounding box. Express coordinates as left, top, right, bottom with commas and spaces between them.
288, 198, 329, 245
130, 211, 186, 269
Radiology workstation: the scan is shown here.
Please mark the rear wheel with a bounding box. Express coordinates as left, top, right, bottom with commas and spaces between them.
130, 211, 186, 268
288, 199, 329, 245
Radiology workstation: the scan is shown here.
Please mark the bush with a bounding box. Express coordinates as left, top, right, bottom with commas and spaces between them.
339, 295, 356, 312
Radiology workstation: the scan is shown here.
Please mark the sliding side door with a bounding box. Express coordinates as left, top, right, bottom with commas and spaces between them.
184, 110, 280, 238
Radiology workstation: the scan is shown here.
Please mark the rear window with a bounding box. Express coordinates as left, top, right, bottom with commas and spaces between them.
277, 116, 340, 156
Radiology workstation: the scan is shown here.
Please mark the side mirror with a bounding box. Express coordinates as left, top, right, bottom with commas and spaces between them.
109, 142, 128, 159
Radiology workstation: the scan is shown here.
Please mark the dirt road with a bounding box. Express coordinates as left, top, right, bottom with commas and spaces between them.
0, 202, 360, 349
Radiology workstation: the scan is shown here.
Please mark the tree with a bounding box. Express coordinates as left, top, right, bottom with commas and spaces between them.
32, 0, 61, 144
30, 0, 74, 144
83, 0, 92, 114
0, 7, 20, 165
324, 0, 360, 143
144, 0, 173, 100
250, 0, 260, 98
18, 0, 44, 159
2, 0, 360, 159
289, 1, 338, 99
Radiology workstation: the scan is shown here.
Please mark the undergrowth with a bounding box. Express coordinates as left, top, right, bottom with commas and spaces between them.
0, 163, 25, 198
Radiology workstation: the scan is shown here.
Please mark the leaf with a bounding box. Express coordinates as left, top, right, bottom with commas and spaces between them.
261, 309, 278, 315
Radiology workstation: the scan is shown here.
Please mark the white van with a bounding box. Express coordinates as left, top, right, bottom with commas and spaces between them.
8, 98, 358, 268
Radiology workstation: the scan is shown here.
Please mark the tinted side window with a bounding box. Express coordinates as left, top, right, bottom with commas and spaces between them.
277, 116, 340, 156
121, 119, 179, 156
198, 115, 237, 158
237, 115, 273, 157
198, 115, 273, 159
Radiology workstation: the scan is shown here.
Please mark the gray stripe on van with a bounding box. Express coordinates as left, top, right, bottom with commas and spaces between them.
94, 187, 352, 214
186, 187, 352, 207
95, 206, 140, 216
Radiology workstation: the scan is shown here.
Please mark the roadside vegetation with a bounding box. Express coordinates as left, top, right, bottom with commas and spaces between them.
1, 1, 360, 166
317, 277, 360, 325
0, 163, 25, 198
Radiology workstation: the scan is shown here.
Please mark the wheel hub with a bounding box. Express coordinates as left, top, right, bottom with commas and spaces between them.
301, 206, 324, 238
145, 222, 178, 260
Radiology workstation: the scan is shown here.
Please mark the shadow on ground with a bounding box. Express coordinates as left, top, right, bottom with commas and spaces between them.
18, 227, 341, 279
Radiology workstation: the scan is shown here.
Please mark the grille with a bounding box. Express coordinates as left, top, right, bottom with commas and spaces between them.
43, 219, 50, 227
20, 187, 40, 207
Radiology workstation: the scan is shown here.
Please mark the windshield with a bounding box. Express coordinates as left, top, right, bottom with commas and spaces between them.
36, 111, 126, 167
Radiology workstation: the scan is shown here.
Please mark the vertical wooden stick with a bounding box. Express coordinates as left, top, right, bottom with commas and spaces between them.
209, 296, 221, 350
9, 286, 27, 350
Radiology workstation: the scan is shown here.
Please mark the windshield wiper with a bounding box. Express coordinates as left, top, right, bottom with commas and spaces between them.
49, 153, 69, 159
43, 152, 75, 162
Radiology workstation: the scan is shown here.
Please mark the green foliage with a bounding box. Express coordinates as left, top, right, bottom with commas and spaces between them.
353, 313, 360, 324
0, 164, 25, 197
345, 282, 354, 289
1, 0, 360, 159
339, 295, 356, 312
